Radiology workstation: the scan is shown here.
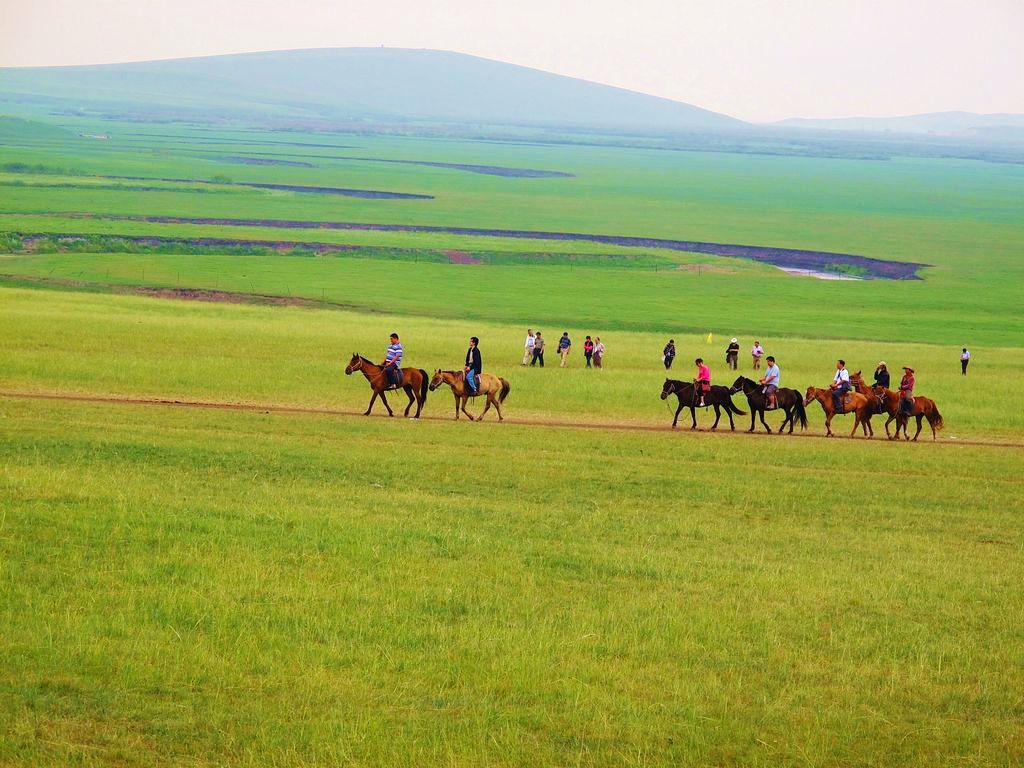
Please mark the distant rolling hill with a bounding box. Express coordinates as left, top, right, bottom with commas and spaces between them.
0, 47, 744, 131
774, 111, 1024, 137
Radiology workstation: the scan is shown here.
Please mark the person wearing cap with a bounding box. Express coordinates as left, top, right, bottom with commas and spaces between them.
663, 339, 676, 370
381, 332, 403, 388
726, 338, 740, 370
899, 366, 915, 418
751, 340, 764, 371
873, 362, 891, 389
961, 348, 971, 375
830, 359, 851, 413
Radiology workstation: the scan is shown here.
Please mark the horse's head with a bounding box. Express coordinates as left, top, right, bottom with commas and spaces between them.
344, 353, 362, 375
660, 379, 675, 400
803, 386, 818, 406
730, 375, 748, 394
428, 369, 445, 391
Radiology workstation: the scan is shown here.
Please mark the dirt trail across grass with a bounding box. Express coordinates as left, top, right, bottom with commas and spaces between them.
53, 213, 927, 278
2, 390, 1017, 449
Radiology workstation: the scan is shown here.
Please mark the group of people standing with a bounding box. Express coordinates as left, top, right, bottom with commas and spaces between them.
523, 330, 605, 368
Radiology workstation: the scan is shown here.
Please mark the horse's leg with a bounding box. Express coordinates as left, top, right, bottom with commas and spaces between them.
478, 395, 493, 421
461, 396, 475, 421
380, 391, 394, 417
884, 414, 895, 439
759, 407, 771, 434
403, 385, 414, 417
850, 413, 861, 438
913, 414, 923, 442
672, 401, 683, 429
781, 406, 792, 434
748, 404, 756, 433
711, 404, 721, 431
689, 407, 698, 431
492, 393, 504, 422
365, 390, 379, 416
452, 393, 460, 420
825, 412, 833, 437
726, 404, 736, 431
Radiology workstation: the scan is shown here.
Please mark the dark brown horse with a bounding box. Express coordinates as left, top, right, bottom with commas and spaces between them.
730, 376, 807, 434
850, 371, 944, 441
803, 386, 873, 438
344, 354, 428, 418
660, 379, 745, 431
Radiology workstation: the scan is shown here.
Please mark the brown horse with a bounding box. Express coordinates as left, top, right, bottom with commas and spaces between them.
429, 369, 510, 421
344, 354, 428, 418
803, 386, 874, 438
850, 371, 944, 441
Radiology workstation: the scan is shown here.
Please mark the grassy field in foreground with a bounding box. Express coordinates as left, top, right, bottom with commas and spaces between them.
2, 397, 1023, 767
2, 286, 1022, 439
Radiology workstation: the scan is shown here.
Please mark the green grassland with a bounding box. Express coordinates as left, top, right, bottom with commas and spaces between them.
2, 117, 1024, 765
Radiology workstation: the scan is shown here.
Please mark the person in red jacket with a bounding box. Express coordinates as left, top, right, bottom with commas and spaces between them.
899, 366, 915, 419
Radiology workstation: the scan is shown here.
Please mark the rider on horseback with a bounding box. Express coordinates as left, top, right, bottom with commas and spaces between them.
465, 336, 482, 395
760, 355, 779, 410
830, 359, 851, 413
382, 333, 403, 389
899, 366, 915, 418
694, 358, 711, 407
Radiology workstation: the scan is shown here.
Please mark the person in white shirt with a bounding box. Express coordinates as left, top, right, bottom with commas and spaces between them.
522, 329, 535, 366
830, 359, 851, 412
961, 347, 970, 376
751, 341, 764, 370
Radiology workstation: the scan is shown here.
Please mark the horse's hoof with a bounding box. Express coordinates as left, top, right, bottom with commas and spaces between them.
747, 429, 754, 433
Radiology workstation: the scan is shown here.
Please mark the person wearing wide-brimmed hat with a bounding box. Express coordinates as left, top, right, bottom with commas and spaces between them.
725, 337, 740, 370
898, 366, 916, 418
873, 361, 891, 389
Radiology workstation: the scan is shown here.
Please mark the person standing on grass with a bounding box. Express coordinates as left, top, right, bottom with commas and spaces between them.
694, 357, 712, 407
961, 348, 970, 375
593, 337, 605, 368
751, 340, 764, 370
531, 332, 545, 367
726, 338, 740, 370
464, 336, 482, 395
381, 332, 403, 388
558, 332, 572, 368
583, 336, 595, 368
522, 329, 535, 366
663, 339, 676, 370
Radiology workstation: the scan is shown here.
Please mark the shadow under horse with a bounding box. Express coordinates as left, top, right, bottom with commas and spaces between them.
660, 379, 745, 430
344, 354, 428, 418
730, 376, 807, 434
429, 369, 511, 421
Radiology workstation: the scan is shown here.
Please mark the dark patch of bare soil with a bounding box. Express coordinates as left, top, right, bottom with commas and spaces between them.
85, 214, 927, 279
105, 176, 432, 199
218, 156, 314, 168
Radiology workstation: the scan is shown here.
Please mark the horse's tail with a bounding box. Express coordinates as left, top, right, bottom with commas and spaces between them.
928, 401, 944, 432
418, 369, 429, 405
794, 396, 808, 430
726, 396, 746, 416
499, 378, 511, 403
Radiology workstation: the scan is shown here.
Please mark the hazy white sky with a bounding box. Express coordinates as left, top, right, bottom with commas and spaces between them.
2, 0, 1021, 122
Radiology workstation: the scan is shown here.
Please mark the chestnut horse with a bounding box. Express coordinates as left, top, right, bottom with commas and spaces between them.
730, 376, 807, 434
803, 386, 873, 438
850, 371, 944, 441
344, 354, 428, 418
429, 369, 510, 421
660, 379, 745, 431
